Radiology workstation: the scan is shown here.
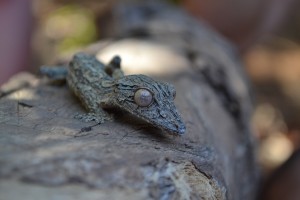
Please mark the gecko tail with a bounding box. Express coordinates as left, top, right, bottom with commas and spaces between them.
40, 65, 68, 80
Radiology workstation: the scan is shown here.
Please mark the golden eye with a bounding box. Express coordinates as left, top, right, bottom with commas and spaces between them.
134, 88, 153, 107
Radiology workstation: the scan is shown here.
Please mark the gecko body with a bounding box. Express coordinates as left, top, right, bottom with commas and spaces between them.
41, 53, 186, 135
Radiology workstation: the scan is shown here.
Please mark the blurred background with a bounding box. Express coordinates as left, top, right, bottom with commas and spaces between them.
1, 0, 300, 197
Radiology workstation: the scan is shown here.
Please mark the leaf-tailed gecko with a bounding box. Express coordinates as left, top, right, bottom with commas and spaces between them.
41, 53, 186, 135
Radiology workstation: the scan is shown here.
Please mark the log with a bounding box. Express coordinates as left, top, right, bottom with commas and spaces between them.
0, 2, 258, 200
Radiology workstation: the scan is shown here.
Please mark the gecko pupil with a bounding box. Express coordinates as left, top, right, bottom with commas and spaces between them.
134, 88, 153, 107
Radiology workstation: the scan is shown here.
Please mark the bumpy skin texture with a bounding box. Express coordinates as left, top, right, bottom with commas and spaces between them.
41, 53, 186, 135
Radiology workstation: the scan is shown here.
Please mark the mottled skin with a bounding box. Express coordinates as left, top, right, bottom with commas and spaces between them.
41, 53, 186, 135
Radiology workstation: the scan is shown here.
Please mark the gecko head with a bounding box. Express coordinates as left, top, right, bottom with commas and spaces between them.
110, 75, 186, 135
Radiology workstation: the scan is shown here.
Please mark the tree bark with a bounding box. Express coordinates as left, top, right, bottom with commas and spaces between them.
0, 2, 258, 200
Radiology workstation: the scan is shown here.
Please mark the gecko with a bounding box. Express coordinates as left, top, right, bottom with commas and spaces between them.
41, 53, 186, 135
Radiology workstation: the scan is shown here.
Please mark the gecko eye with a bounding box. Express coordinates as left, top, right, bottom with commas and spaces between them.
134, 88, 153, 107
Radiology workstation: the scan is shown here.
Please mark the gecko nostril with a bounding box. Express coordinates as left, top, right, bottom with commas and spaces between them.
178, 126, 186, 135
174, 123, 186, 135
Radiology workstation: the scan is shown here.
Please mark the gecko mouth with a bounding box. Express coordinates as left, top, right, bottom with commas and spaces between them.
115, 107, 186, 136
161, 121, 186, 135
140, 112, 186, 136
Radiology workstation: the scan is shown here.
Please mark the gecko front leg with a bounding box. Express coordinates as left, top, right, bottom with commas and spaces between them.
41, 54, 115, 124
69, 75, 113, 124
66, 53, 116, 124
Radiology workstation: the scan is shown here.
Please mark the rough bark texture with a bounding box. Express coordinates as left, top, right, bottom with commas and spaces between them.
0, 2, 258, 200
